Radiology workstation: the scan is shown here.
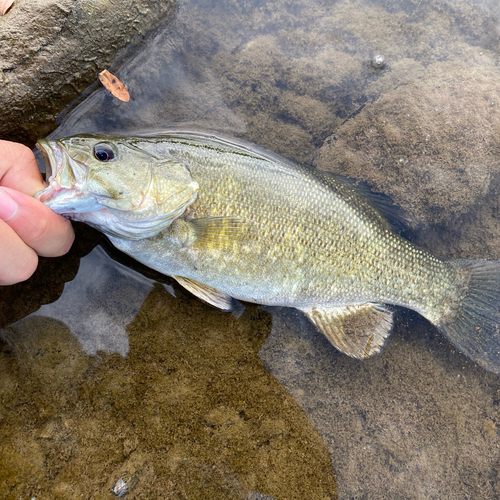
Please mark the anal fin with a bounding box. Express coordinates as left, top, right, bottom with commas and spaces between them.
302, 303, 394, 359
173, 276, 233, 311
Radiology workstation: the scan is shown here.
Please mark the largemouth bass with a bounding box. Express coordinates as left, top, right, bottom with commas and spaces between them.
35, 133, 500, 374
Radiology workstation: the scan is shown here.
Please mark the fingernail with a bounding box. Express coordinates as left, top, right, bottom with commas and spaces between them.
0, 188, 19, 222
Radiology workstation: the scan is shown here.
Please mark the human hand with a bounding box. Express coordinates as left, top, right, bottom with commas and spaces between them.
0, 140, 75, 285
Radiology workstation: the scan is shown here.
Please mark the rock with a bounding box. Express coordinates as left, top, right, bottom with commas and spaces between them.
315, 59, 500, 229
0, 0, 175, 146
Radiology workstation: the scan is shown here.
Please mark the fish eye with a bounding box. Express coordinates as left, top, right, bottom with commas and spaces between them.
93, 143, 117, 162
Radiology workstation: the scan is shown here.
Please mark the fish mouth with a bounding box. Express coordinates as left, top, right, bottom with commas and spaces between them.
35, 139, 66, 203
34, 139, 91, 214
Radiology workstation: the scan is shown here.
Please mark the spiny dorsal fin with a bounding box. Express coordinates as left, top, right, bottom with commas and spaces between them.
173, 276, 233, 311
313, 170, 408, 234
343, 178, 408, 234
188, 216, 255, 251
302, 303, 394, 359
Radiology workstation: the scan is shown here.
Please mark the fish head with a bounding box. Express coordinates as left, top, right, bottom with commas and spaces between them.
36, 135, 199, 239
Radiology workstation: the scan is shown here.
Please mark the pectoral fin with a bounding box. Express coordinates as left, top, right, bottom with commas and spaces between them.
302, 303, 394, 359
188, 216, 255, 251
173, 276, 233, 311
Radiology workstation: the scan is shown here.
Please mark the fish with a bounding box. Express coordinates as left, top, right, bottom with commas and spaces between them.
35, 132, 500, 374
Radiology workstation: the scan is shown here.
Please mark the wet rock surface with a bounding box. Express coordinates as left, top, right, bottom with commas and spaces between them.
2, 0, 500, 498
0, 0, 176, 145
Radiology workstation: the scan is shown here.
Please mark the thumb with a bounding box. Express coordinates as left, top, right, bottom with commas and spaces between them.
0, 187, 74, 257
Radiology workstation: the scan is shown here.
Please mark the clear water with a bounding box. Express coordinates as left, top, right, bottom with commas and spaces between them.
2, 0, 500, 498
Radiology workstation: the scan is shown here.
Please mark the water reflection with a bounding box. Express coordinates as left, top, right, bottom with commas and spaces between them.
25, 246, 154, 356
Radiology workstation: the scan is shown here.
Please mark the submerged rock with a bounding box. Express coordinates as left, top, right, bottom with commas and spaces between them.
0, 281, 337, 499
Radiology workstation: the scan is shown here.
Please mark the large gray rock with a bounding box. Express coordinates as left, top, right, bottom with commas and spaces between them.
0, 0, 175, 145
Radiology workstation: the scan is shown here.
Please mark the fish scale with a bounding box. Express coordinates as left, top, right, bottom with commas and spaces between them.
172, 140, 449, 309
36, 132, 500, 374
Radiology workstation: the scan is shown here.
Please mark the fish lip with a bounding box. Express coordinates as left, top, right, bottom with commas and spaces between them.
36, 139, 59, 181
35, 139, 65, 202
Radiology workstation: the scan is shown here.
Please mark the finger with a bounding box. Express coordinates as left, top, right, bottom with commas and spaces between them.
0, 187, 74, 257
0, 140, 46, 196
0, 222, 38, 285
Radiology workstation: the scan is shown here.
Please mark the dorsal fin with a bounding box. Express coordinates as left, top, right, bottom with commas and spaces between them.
312, 169, 408, 233
343, 178, 408, 233
301, 303, 394, 359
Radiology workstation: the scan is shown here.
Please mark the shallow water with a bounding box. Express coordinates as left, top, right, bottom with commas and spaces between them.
2, 0, 500, 498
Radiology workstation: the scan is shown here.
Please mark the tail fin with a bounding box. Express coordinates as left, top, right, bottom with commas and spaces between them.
438, 260, 500, 374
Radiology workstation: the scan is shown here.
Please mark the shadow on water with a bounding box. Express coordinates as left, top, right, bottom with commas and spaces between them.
0, 224, 102, 329
3, 0, 500, 498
